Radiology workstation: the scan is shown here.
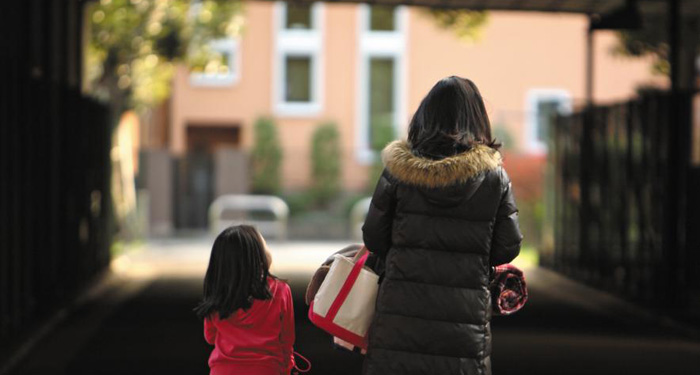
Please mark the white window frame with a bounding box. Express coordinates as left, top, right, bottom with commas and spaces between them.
273, 2, 324, 117
190, 38, 241, 87
525, 89, 573, 154
355, 5, 408, 164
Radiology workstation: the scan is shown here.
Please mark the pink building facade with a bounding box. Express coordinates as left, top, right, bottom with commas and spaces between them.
164, 1, 663, 192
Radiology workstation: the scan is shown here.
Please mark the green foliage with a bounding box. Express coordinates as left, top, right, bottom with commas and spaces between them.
85, 0, 243, 112
342, 193, 368, 218
613, 14, 670, 76
492, 124, 516, 152
282, 192, 315, 217
366, 117, 396, 193
311, 123, 342, 206
251, 117, 282, 194
513, 245, 540, 268
110, 238, 144, 258
370, 115, 396, 152
518, 199, 544, 250
425, 9, 489, 42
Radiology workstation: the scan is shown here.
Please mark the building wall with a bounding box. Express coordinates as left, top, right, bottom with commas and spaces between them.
170, 2, 273, 155
407, 10, 664, 153
168, 2, 664, 192
171, 2, 366, 191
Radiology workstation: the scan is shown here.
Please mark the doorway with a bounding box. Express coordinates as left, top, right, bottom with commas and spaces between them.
174, 124, 241, 229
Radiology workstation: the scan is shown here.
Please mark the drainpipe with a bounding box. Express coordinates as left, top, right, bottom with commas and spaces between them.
586, 17, 595, 108
578, 16, 596, 278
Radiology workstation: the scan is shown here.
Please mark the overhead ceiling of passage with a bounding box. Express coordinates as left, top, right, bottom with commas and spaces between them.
356, 0, 626, 13
270, 0, 700, 15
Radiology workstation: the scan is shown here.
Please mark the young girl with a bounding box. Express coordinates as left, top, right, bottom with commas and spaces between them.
195, 225, 295, 375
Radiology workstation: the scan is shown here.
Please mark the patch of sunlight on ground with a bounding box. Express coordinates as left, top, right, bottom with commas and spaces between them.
110, 238, 540, 280
111, 239, 351, 280
110, 239, 145, 258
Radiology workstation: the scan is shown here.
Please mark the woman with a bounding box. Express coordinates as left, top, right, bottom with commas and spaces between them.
362, 76, 522, 375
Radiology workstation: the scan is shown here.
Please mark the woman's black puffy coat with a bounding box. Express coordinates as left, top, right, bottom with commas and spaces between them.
362, 140, 522, 375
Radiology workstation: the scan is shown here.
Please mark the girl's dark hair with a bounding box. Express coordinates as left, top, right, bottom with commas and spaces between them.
407, 76, 500, 159
195, 225, 272, 320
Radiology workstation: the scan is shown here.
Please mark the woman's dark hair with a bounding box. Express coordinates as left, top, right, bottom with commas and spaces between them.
195, 225, 272, 320
407, 76, 500, 159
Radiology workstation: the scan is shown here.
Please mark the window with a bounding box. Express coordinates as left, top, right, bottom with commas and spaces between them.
286, 3, 312, 29
369, 5, 396, 31
274, 2, 323, 116
526, 89, 572, 153
369, 58, 395, 148
356, 5, 406, 163
190, 39, 240, 87
536, 100, 560, 143
285, 56, 311, 102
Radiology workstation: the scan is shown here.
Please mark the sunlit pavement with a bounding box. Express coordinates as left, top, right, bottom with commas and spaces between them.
9, 237, 700, 375
111, 237, 353, 278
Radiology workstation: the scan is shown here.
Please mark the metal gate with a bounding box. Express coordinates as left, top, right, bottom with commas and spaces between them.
174, 152, 215, 229
545, 91, 698, 308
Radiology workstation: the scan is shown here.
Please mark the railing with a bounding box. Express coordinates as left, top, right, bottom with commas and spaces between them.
209, 195, 290, 240
545, 91, 698, 307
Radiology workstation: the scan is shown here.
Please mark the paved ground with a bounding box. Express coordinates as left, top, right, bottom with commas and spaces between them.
8, 237, 700, 375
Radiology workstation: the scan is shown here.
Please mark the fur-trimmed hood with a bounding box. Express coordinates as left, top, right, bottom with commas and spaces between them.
381, 140, 502, 188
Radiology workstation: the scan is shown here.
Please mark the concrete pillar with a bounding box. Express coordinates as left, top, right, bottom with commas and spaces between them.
140, 149, 174, 236
214, 147, 249, 198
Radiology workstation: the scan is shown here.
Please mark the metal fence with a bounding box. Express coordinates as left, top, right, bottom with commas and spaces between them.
544, 91, 698, 307
0, 0, 112, 356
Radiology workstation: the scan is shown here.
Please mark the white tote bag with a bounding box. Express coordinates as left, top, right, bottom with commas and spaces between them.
308, 248, 378, 349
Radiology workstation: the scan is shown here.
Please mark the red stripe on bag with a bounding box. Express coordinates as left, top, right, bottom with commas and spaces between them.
325, 252, 368, 321
308, 252, 371, 349
307, 304, 368, 348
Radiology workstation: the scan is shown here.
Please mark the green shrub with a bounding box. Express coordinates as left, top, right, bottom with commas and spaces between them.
492, 124, 515, 152
311, 122, 342, 206
342, 193, 369, 218
366, 117, 396, 192
518, 199, 544, 249
251, 117, 282, 194
282, 192, 315, 217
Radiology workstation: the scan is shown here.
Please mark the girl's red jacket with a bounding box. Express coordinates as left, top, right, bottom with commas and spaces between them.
204, 277, 295, 375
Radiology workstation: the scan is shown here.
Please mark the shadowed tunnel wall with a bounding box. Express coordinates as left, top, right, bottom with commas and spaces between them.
0, 0, 112, 360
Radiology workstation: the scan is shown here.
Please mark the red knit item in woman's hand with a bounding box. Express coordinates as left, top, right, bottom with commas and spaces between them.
490, 264, 528, 316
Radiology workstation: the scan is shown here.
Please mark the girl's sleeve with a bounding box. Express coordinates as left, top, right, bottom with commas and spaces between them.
362, 170, 397, 259
490, 168, 523, 266
204, 318, 217, 345
280, 283, 295, 373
